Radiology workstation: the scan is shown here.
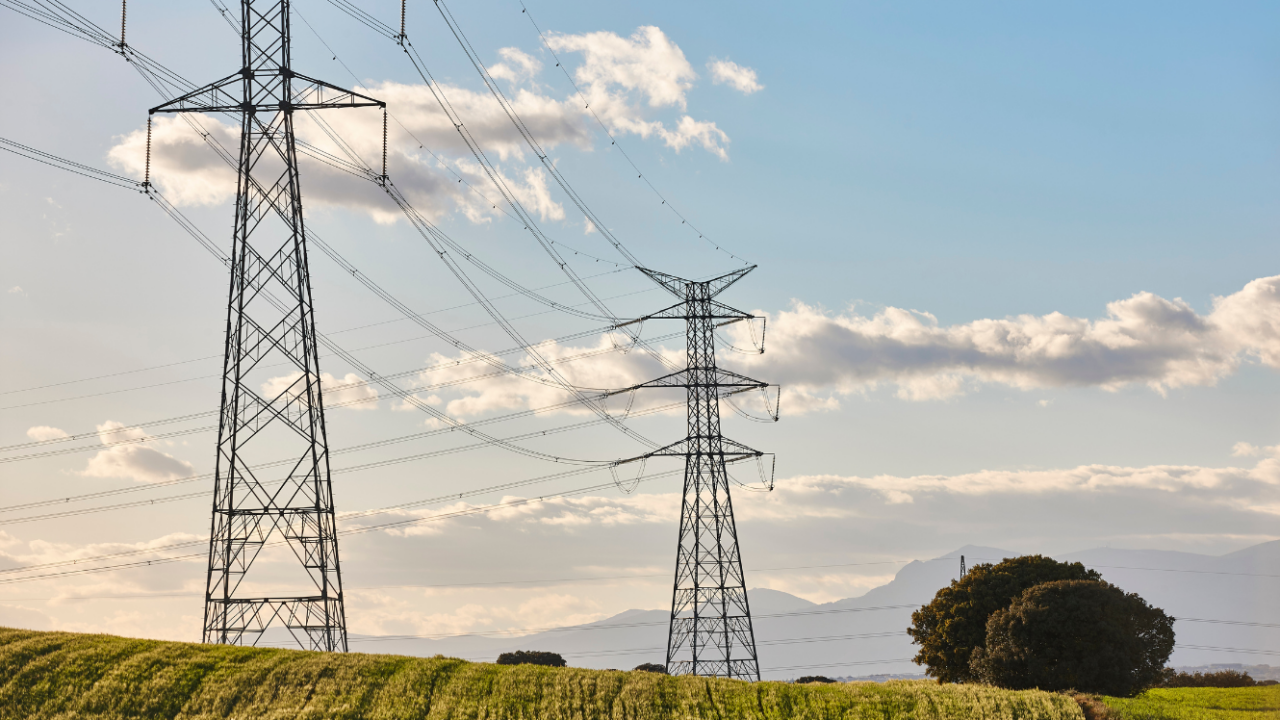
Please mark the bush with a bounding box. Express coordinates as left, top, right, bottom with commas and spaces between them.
908, 555, 1102, 683
632, 662, 667, 674
495, 650, 567, 667
795, 676, 836, 684
969, 580, 1174, 696
1156, 669, 1257, 688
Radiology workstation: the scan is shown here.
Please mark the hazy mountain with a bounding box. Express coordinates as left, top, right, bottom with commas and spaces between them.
356, 541, 1279, 681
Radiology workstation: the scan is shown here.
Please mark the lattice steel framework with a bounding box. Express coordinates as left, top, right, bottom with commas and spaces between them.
619, 266, 773, 680
150, 0, 383, 652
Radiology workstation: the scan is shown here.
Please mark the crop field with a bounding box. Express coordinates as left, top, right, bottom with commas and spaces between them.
0, 627, 1083, 720
1099, 686, 1280, 720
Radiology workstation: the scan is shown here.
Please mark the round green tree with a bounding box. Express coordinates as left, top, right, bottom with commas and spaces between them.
908, 555, 1101, 682
970, 580, 1174, 696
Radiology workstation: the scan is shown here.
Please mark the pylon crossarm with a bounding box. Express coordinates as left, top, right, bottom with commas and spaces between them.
613, 437, 762, 466
703, 265, 756, 298
636, 265, 757, 300
149, 72, 242, 114
150, 71, 382, 114
288, 71, 385, 108
614, 368, 767, 393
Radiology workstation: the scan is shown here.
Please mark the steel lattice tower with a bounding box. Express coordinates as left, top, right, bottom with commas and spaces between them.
619, 266, 773, 680
150, 0, 383, 651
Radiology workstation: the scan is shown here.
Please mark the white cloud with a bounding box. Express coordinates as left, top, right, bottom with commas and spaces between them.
489, 47, 543, 84
1233, 442, 1262, 457
7, 286, 25, 296
401, 336, 678, 420
547, 26, 731, 160
548, 26, 696, 109
26, 426, 69, 442
726, 274, 1280, 407
707, 58, 763, 94
260, 372, 379, 411
80, 421, 195, 484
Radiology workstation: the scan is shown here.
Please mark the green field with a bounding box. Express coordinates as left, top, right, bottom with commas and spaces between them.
1099, 687, 1280, 720
0, 627, 1083, 720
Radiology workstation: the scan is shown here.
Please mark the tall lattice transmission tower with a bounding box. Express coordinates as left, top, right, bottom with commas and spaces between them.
150, 0, 384, 651
618, 266, 776, 680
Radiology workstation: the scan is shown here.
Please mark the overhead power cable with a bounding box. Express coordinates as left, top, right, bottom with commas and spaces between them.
290, 7, 623, 271
0, 469, 692, 586
3, 3, 673, 461
430, 0, 643, 269
0, 399, 684, 527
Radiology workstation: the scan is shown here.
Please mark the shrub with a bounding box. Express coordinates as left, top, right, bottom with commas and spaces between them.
1156, 668, 1257, 688
632, 662, 667, 674
908, 555, 1101, 683
495, 650, 567, 667
795, 676, 836, 684
970, 580, 1174, 696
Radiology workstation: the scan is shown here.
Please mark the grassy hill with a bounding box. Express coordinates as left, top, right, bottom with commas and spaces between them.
1099, 686, 1280, 720
0, 626, 1083, 720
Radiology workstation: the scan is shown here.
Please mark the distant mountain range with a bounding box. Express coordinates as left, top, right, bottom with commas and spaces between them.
354, 540, 1280, 681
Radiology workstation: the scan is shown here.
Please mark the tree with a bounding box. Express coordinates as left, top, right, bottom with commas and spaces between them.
969, 580, 1174, 696
1156, 669, 1256, 688
795, 676, 836, 684
633, 663, 667, 674
908, 555, 1101, 683
495, 650, 567, 667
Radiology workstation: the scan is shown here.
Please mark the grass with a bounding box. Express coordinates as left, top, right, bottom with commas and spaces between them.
1096, 687, 1280, 720
0, 626, 1083, 719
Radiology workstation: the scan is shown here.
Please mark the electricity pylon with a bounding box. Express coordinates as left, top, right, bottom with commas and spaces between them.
617, 266, 776, 680
150, 0, 383, 651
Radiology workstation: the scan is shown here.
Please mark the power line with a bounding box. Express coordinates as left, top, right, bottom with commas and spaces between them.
290, 4, 626, 271
0, 266, 628, 400
0, 468, 683, 585
0, 400, 686, 527
2, 5, 671, 462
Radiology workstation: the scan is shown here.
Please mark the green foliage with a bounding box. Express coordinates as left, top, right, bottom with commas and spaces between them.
1099, 686, 1280, 720
795, 676, 836, 684
0, 626, 1085, 719
969, 580, 1174, 697
909, 555, 1102, 683
495, 650, 566, 667
632, 662, 667, 674
1155, 669, 1258, 689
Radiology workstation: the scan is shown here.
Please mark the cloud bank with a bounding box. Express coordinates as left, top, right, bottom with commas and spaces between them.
726, 274, 1280, 406
387, 275, 1280, 420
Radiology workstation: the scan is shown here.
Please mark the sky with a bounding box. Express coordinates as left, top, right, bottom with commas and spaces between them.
1, 0, 1278, 670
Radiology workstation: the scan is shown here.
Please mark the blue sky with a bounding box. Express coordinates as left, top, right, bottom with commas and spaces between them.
1, 0, 1277, 660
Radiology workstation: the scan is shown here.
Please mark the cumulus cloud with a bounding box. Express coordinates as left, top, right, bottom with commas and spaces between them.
80, 421, 195, 484
399, 335, 678, 420
489, 47, 543, 84
723, 274, 1280, 407
374, 276, 1280, 422
547, 26, 731, 159
260, 372, 379, 411
707, 58, 763, 94
26, 426, 68, 442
